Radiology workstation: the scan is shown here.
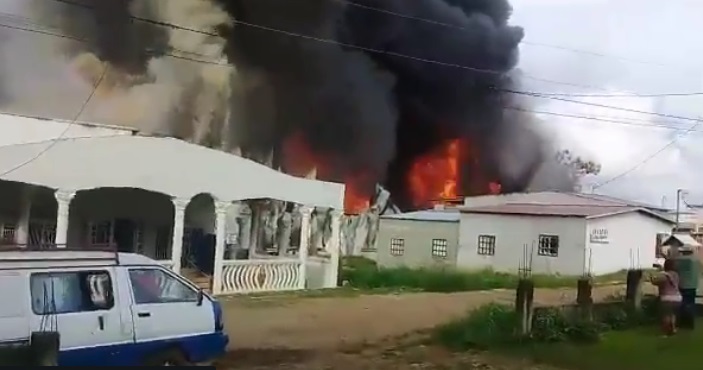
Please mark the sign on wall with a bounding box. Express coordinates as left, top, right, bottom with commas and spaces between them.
589, 228, 609, 244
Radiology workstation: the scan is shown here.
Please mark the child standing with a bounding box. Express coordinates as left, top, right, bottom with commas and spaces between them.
650, 259, 682, 336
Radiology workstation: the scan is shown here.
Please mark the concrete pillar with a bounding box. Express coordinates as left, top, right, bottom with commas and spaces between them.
297, 206, 313, 290
54, 190, 75, 248
15, 186, 34, 247
170, 197, 189, 274
325, 210, 342, 288
212, 200, 231, 295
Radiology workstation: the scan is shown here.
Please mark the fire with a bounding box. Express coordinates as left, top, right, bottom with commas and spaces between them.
282, 132, 371, 215
407, 138, 502, 209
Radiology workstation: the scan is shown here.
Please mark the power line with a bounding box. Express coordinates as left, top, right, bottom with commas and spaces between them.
1, 13, 698, 135
0, 65, 107, 177
335, 0, 697, 71
22, 0, 703, 185
0, 12, 228, 66
593, 119, 701, 189
46, 0, 635, 94
511, 91, 703, 98
15, 1, 703, 125
505, 106, 703, 133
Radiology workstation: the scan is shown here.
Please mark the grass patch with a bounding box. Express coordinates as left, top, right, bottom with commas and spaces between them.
342, 257, 627, 293
523, 322, 703, 370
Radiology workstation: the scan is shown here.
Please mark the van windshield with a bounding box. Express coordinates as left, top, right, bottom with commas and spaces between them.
128, 269, 198, 304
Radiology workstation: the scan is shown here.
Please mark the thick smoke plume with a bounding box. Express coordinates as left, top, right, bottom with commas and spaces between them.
0, 0, 573, 211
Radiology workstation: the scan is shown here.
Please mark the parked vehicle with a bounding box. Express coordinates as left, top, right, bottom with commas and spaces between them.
0, 249, 229, 366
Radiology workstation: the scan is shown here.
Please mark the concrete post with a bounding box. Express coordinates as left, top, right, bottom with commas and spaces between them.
297, 206, 313, 290
170, 197, 189, 274
15, 186, 34, 247
212, 200, 231, 295
325, 210, 343, 288
54, 190, 75, 248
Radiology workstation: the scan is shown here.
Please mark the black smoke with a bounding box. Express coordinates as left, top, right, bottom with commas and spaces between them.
216, 0, 541, 209
32, 0, 553, 210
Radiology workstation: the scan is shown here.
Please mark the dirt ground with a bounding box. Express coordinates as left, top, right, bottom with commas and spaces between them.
215, 285, 635, 369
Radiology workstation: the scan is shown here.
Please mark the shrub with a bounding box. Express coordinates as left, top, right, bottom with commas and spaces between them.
435, 298, 661, 350
434, 303, 518, 349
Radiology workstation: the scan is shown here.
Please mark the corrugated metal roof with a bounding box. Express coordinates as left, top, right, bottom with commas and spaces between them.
460, 204, 637, 217
462, 191, 666, 210
459, 202, 674, 223
663, 233, 702, 248
381, 210, 460, 222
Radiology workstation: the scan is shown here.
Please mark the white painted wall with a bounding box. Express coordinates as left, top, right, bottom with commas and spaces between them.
586, 212, 673, 275
0, 113, 133, 146
458, 213, 587, 275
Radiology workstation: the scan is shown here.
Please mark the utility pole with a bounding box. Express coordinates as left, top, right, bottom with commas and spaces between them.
675, 188, 685, 232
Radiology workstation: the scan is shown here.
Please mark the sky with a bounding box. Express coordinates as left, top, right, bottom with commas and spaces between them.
510, 0, 703, 208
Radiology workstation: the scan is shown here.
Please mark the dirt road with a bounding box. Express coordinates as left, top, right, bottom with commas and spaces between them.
216, 285, 632, 369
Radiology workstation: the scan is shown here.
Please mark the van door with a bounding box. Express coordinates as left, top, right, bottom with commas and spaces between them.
125, 267, 215, 360
27, 267, 131, 366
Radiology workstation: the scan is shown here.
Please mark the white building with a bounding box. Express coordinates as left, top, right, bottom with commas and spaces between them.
0, 113, 345, 294
371, 192, 674, 275
457, 192, 674, 275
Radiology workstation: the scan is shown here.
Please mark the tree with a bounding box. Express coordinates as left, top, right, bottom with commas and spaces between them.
556, 149, 601, 178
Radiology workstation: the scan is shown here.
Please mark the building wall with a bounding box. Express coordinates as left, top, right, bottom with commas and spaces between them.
457, 213, 587, 275
0, 113, 133, 146
586, 212, 673, 275
375, 218, 459, 268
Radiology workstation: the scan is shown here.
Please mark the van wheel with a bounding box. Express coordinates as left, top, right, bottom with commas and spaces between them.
143, 349, 191, 366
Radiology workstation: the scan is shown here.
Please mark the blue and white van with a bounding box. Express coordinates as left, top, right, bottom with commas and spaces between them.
0, 250, 229, 366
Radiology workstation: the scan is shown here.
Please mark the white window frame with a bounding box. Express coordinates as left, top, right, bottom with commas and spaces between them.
431, 238, 449, 259
477, 235, 496, 256
537, 234, 559, 257
390, 238, 405, 256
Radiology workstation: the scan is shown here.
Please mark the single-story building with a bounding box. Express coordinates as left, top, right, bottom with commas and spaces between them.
0, 113, 345, 294
374, 209, 460, 268
372, 192, 675, 275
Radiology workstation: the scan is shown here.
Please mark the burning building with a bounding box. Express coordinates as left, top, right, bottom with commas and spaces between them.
0, 0, 573, 252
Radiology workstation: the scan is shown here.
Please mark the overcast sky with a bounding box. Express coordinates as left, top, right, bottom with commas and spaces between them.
511, 0, 703, 208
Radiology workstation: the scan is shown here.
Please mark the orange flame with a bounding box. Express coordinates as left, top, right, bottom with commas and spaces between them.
407, 138, 503, 209
282, 132, 371, 215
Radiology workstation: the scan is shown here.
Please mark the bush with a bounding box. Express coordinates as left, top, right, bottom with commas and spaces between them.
435, 303, 518, 349
435, 298, 661, 350
340, 257, 578, 292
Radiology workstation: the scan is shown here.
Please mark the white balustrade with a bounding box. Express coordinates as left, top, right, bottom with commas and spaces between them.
220, 259, 302, 294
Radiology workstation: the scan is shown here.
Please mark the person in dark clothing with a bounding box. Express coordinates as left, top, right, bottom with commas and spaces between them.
673, 247, 700, 329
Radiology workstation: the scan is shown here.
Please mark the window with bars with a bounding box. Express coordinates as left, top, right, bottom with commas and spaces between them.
477, 235, 496, 256
431, 239, 448, 258
538, 234, 559, 257
1, 223, 15, 243
89, 221, 113, 247
390, 238, 405, 256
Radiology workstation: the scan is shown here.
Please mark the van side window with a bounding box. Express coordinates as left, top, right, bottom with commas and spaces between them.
128, 269, 198, 304
30, 271, 114, 315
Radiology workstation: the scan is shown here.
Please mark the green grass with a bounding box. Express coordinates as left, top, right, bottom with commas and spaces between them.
519, 322, 703, 370
341, 256, 628, 293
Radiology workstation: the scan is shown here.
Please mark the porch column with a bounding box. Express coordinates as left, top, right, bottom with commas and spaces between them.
297, 206, 314, 290
15, 186, 34, 247
324, 209, 343, 288
54, 190, 75, 248
212, 200, 232, 295
171, 197, 189, 274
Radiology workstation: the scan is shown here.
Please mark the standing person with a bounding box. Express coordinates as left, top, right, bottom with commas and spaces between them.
650, 259, 682, 336
674, 246, 700, 329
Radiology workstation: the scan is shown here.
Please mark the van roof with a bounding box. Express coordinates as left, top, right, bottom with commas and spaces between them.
0, 250, 164, 270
